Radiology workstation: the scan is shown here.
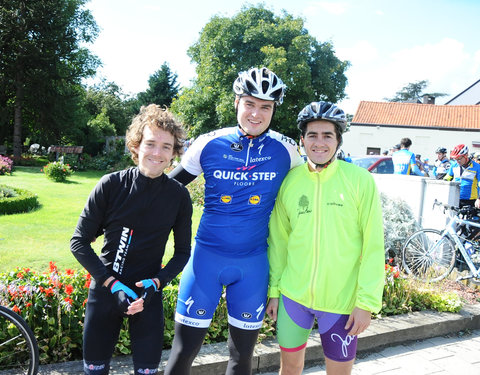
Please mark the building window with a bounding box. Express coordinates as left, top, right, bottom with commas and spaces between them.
366, 147, 380, 155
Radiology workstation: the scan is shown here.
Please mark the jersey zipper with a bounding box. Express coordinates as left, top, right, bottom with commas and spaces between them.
310, 173, 320, 305
244, 138, 254, 167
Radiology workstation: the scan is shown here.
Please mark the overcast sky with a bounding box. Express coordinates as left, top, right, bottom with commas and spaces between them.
85, 0, 480, 114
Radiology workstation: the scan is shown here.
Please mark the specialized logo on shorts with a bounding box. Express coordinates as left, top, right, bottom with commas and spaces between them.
196, 309, 206, 316
112, 227, 133, 274
248, 195, 261, 205
231, 142, 243, 152
220, 195, 232, 204
179, 296, 194, 314
256, 303, 265, 320
297, 195, 312, 217
241, 312, 252, 319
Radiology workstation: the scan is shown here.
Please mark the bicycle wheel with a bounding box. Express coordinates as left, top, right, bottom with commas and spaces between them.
402, 229, 456, 282
0, 305, 39, 375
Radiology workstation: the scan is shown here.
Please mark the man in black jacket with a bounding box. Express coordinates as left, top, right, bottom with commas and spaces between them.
71, 104, 192, 375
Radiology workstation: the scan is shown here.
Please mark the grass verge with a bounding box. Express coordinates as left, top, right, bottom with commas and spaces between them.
0, 166, 201, 272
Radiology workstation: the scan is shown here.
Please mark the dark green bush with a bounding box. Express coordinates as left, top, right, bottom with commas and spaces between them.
12, 155, 49, 167
83, 151, 134, 172
0, 185, 39, 215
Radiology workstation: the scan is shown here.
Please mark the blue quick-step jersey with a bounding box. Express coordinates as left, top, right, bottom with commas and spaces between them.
181, 127, 303, 256
445, 159, 480, 200
392, 149, 423, 175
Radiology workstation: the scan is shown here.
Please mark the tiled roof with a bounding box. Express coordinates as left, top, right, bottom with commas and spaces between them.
352, 101, 480, 130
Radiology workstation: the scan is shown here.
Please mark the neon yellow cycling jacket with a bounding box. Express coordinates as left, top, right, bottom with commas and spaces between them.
268, 160, 385, 314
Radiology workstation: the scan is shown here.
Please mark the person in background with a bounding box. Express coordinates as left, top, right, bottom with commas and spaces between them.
444, 144, 480, 208
415, 154, 429, 177
266, 101, 384, 375
424, 158, 430, 173
392, 138, 425, 175
70, 104, 192, 375
432, 147, 450, 179
388, 144, 400, 156
164, 67, 303, 375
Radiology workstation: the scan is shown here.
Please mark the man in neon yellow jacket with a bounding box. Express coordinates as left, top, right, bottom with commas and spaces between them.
266, 101, 385, 375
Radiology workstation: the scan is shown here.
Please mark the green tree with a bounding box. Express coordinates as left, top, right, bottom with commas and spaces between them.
137, 62, 180, 108
171, 5, 349, 139
85, 81, 136, 135
385, 80, 448, 102
0, 0, 99, 158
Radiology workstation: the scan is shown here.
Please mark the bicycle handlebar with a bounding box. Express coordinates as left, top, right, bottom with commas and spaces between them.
432, 199, 457, 211
433, 199, 479, 217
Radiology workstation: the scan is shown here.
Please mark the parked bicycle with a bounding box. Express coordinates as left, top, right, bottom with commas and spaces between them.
0, 305, 39, 375
402, 199, 480, 283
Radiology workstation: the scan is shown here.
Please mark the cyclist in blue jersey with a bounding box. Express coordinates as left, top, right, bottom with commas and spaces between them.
444, 144, 480, 208
164, 67, 303, 375
432, 147, 450, 179
391, 137, 426, 175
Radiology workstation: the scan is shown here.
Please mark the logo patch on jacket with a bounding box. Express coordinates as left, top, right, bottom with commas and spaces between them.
297, 195, 312, 217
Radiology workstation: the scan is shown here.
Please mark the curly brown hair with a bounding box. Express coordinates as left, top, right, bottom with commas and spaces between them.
126, 104, 185, 165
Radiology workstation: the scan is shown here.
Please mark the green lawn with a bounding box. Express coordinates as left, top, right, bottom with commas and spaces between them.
0, 167, 201, 273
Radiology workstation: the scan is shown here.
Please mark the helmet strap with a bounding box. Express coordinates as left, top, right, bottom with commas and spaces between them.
306, 138, 342, 171
312, 159, 334, 170
237, 124, 269, 139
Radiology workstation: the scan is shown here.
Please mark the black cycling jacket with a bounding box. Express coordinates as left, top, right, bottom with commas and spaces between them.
70, 167, 192, 289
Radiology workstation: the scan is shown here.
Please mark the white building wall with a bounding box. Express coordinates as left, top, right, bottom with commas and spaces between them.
342, 126, 480, 160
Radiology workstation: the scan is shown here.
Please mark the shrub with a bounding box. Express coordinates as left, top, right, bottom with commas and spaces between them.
164, 163, 205, 207
378, 262, 462, 317
186, 174, 205, 207
12, 155, 49, 167
381, 193, 419, 263
0, 262, 463, 365
0, 155, 13, 175
0, 185, 39, 215
62, 154, 85, 171
83, 151, 134, 172
42, 161, 74, 182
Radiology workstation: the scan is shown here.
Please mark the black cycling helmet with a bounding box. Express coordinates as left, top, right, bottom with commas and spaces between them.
436, 147, 447, 154
297, 101, 346, 170
233, 67, 286, 105
297, 101, 347, 135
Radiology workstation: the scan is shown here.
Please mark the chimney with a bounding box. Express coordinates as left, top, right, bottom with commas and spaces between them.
422, 95, 435, 104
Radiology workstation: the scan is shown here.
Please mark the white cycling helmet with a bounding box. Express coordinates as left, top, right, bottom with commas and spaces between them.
233, 67, 286, 104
